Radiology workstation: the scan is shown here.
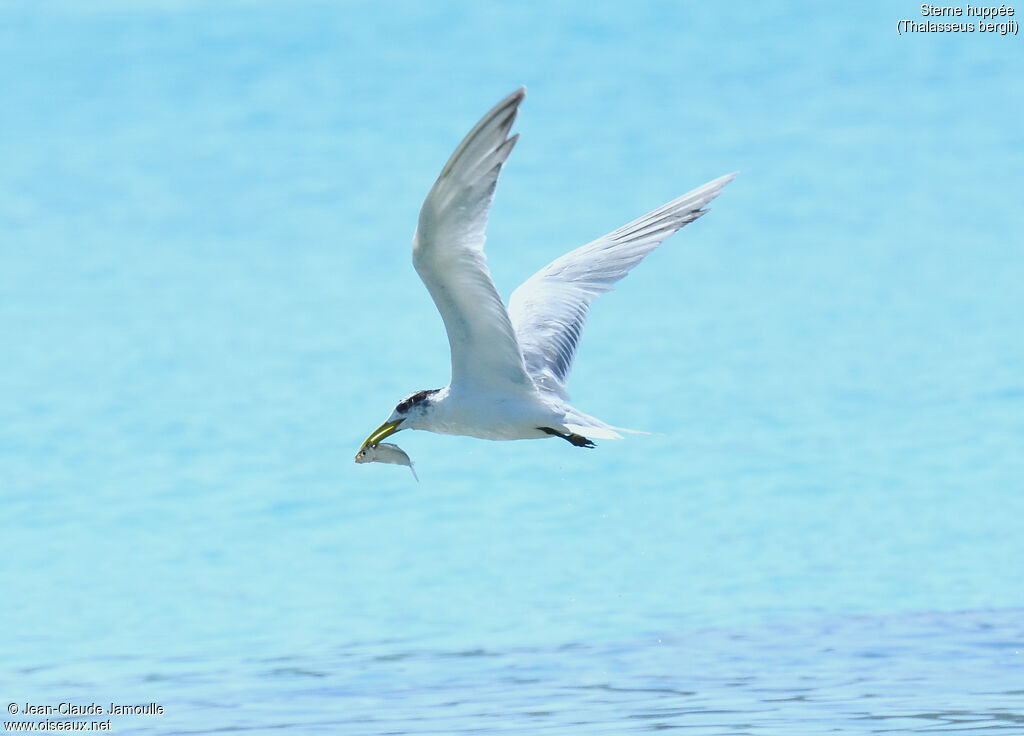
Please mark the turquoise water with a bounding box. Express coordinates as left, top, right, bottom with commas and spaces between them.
2, 2, 1023, 733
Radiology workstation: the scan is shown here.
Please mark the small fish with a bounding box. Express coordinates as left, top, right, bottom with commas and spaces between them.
355, 442, 419, 481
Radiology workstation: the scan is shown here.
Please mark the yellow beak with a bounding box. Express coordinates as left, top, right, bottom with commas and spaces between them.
360, 419, 404, 450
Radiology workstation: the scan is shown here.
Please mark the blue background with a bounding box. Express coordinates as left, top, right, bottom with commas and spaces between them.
2, 2, 1023, 733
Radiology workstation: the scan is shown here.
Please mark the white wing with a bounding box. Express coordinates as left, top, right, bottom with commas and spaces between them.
412, 88, 533, 392
508, 172, 736, 398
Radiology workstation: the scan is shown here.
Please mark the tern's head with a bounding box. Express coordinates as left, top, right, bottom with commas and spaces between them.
359, 388, 442, 450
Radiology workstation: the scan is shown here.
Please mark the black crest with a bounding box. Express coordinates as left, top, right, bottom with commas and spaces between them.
396, 388, 441, 413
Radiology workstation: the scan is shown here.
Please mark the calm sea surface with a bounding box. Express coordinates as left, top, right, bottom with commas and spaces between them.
2, 2, 1023, 733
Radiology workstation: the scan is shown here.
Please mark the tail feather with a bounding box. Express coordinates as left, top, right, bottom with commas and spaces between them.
562, 405, 649, 440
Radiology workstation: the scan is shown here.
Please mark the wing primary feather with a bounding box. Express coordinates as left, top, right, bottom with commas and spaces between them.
438, 88, 525, 180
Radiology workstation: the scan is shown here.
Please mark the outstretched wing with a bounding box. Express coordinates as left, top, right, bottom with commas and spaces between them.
412, 88, 533, 392
507, 172, 736, 398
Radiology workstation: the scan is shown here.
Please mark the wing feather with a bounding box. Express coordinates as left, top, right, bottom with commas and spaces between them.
412, 89, 533, 392
508, 172, 736, 398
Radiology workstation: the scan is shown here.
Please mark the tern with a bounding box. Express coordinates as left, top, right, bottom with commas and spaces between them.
359, 88, 734, 453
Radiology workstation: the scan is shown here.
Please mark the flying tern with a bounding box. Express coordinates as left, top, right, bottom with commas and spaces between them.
359, 88, 734, 455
